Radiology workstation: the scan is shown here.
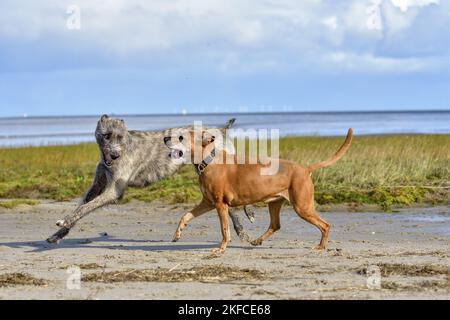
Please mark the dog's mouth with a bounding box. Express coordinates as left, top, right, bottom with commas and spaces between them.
104, 160, 113, 167
168, 149, 184, 159
102, 151, 114, 167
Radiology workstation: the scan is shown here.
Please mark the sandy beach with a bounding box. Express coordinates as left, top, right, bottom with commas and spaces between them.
0, 200, 448, 300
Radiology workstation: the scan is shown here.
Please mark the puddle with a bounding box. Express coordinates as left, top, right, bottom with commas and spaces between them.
393, 212, 450, 235
404, 215, 450, 223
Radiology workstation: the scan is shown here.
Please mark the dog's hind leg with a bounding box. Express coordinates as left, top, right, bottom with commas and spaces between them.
289, 178, 330, 250
229, 208, 253, 242
293, 205, 330, 250
172, 198, 214, 242
250, 199, 284, 246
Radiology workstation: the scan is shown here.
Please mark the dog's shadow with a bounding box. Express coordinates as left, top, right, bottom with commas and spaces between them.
0, 234, 254, 253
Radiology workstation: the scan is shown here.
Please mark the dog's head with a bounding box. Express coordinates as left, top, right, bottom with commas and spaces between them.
162, 127, 189, 163
164, 119, 236, 165
95, 114, 128, 167
164, 127, 232, 165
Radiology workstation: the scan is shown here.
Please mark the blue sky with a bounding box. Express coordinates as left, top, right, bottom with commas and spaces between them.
0, 0, 449, 117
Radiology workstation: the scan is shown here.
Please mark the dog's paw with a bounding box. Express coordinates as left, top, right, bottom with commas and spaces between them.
46, 235, 61, 244
46, 227, 70, 244
211, 247, 225, 255
313, 245, 326, 251
250, 239, 262, 246
237, 231, 252, 243
172, 232, 181, 242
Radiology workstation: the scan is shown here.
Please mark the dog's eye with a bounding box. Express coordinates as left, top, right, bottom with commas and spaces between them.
178, 136, 184, 142
117, 135, 123, 140
103, 133, 111, 140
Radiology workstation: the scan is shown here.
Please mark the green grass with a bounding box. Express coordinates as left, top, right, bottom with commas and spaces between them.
0, 135, 449, 210
0, 199, 40, 209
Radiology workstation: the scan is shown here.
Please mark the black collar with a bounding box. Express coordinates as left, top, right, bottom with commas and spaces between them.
195, 149, 216, 175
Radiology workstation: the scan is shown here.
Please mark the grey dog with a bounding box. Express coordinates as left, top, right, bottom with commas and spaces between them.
46, 115, 250, 244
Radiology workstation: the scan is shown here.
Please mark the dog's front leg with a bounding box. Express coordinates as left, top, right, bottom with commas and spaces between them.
56, 186, 118, 228
172, 198, 214, 242
82, 164, 107, 204
46, 184, 123, 243
212, 203, 231, 254
47, 188, 118, 243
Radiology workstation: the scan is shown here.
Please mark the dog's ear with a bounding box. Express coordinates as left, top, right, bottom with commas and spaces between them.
100, 114, 109, 122
201, 131, 216, 147
223, 118, 236, 129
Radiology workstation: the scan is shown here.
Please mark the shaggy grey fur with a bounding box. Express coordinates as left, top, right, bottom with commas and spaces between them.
46, 115, 248, 243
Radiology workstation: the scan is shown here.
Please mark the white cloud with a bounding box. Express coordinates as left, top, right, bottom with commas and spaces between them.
366, 1, 383, 30
390, 0, 439, 12
0, 0, 448, 74
322, 16, 338, 30
324, 51, 438, 73
233, 20, 264, 46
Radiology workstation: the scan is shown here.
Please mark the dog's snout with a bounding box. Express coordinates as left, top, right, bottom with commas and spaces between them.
110, 152, 120, 160
163, 136, 171, 145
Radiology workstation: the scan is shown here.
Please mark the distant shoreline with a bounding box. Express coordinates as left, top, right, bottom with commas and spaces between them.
1, 109, 450, 120
1, 111, 449, 147
1, 133, 449, 150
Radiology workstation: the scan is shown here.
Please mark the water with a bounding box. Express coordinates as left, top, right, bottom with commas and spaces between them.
394, 209, 450, 236
0, 111, 449, 147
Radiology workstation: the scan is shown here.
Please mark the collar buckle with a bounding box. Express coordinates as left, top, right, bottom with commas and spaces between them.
197, 162, 207, 173
196, 149, 216, 175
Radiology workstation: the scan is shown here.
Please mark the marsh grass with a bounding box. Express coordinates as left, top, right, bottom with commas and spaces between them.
279, 134, 449, 209
0, 143, 98, 201
0, 135, 448, 210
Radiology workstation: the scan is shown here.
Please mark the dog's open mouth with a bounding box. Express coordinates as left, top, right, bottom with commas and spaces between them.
102, 152, 114, 167
104, 161, 113, 167
168, 149, 184, 159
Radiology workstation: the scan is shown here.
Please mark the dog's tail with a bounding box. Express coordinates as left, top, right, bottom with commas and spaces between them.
307, 128, 353, 172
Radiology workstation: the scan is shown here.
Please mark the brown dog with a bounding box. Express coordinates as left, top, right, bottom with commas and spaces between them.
164, 128, 353, 254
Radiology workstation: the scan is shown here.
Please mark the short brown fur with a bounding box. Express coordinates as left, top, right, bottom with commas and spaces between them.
169, 128, 353, 254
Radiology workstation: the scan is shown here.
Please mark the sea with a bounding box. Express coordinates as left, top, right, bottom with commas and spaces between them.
0, 111, 449, 147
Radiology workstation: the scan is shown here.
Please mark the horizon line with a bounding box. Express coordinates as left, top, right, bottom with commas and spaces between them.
1, 108, 450, 120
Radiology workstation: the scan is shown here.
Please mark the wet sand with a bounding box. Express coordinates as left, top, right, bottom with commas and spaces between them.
0, 200, 448, 300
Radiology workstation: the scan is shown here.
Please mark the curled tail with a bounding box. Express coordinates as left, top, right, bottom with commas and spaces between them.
307, 128, 353, 172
